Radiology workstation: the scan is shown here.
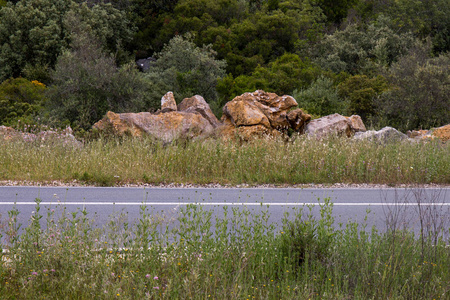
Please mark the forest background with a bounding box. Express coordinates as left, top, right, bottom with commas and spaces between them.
0, 0, 449, 134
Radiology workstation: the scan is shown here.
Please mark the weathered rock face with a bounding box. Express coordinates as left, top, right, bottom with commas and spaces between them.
93, 111, 214, 143
178, 95, 220, 128
407, 124, 450, 142
347, 115, 366, 132
93, 93, 217, 143
0, 125, 80, 146
161, 92, 177, 112
431, 124, 450, 142
354, 126, 408, 142
287, 109, 312, 133
305, 113, 366, 138
219, 90, 310, 140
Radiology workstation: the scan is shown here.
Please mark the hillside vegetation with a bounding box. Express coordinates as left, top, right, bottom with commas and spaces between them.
0, 0, 449, 133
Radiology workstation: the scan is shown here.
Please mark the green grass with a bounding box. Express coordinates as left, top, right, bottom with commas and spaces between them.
0, 135, 449, 186
1, 195, 449, 299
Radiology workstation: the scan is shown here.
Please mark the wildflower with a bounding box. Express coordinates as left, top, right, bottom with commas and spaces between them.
146, 274, 150, 278
154, 276, 158, 280
32, 272, 38, 276
51, 269, 55, 272
153, 287, 159, 290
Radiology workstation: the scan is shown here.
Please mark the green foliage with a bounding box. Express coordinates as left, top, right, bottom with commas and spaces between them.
338, 74, 388, 120
376, 48, 450, 131
217, 53, 322, 103
132, 0, 325, 76
312, 0, 358, 24
277, 199, 335, 274
47, 28, 152, 130
313, 15, 415, 74
144, 34, 226, 108
0, 0, 134, 82
293, 76, 348, 116
0, 78, 47, 126
0, 0, 72, 81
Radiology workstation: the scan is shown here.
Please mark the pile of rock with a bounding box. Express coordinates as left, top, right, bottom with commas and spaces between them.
0, 125, 79, 146
93, 92, 220, 143
406, 124, 450, 142
304, 113, 366, 138
29, 89, 445, 144
218, 90, 311, 141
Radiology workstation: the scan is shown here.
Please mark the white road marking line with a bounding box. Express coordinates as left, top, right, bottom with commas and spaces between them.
0, 202, 448, 206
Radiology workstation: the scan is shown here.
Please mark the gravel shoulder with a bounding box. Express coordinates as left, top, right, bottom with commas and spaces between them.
0, 180, 448, 189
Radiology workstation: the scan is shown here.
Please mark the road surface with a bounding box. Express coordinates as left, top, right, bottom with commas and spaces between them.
0, 186, 448, 235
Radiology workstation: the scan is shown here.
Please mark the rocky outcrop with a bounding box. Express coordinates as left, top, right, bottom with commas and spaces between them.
94, 111, 214, 143
161, 91, 177, 112
0, 125, 80, 146
432, 124, 450, 142
407, 124, 450, 142
93, 93, 216, 143
354, 127, 408, 142
305, 113, 366, 138
219, 90, 310, 140
178, 95, 220, 128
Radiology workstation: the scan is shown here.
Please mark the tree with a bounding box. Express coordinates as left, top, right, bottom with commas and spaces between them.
144, 34, 227, 106
337, 74, 388, 121
312, 0, 358, 24
376, 47, 450, 131
313, 15, 415, 75
0, 0, 72, 81
47, 25, 151, 130
0, 0, 134, 82
293, 76, 348, 117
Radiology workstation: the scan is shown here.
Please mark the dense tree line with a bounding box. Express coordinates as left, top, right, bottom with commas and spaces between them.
0, 0, 448, 131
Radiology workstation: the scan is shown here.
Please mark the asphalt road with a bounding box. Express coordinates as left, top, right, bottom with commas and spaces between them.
0, 186, 449, 236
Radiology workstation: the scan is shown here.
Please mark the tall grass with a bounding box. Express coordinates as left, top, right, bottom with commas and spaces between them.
1, 194, 449, 299
1, 135, 449, 185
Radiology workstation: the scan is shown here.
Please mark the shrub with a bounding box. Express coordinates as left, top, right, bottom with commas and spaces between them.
144, 34, 227, 109
47, 24, 152, 130
376, 48, 450, 131
313, 15, 415, 74
0, 77, 47, 126
338, 74, 388, 121
293, 76, 348, 117
0, 0, 134, 82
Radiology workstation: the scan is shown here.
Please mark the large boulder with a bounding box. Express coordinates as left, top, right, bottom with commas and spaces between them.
94, 92, 220, 143
178, 95, 221, 128
354, 126, 408, 142
219, 90, 310, 140
93, 111, 214, 143
305, 113, 366, 138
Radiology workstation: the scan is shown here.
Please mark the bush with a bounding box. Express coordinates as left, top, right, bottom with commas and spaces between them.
217, 53, 323, 105
293, 76, 348, 117
144, 34, 227, 108
0, 0, 134, 82
313, 15, 415, 75
276, 199, 336, 274
376, 48, 450, 131
47, 25, 152, 130
338, 74, 388, 121
0, 77, 47, 126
